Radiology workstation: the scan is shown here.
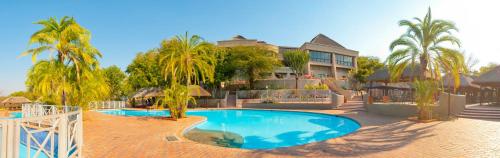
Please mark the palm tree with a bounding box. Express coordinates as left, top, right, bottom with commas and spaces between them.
160, 32, 217, 118
26, 60, 110, 108
22, 16, 103, 106
386, 8, 465, 88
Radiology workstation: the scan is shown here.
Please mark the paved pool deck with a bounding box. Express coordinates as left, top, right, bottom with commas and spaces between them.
83, 107, 500, 158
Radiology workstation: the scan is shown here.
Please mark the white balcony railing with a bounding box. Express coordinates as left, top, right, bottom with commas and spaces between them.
0, 104, 83, 158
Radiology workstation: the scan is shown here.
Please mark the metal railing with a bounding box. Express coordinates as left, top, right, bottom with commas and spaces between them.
89, 101, 126, 110
0, 104, 83, 158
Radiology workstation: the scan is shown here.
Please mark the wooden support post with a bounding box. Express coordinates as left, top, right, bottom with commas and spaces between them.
480, 86, 483, 106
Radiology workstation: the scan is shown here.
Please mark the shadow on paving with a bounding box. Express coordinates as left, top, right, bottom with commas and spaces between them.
248, 116, 440, 157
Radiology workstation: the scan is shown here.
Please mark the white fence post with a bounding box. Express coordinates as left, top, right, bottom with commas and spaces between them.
77, 109, 83, 157
58, 114, 68, 158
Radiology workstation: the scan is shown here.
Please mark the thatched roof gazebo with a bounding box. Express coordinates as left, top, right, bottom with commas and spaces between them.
442, 74, 480, 90
442, 73, 480, 104
132, 86, 212, 99
473, 66, 500, 87
130, 86, 212, 108
472, 66, 500, 105
367, 65, 432, 83
1, 96, 32, 110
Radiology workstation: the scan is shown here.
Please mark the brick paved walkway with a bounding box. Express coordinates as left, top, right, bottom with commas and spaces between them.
83, 108, 500, 158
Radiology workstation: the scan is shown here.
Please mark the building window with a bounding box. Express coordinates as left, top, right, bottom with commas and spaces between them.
335, 54, 353, 66
309, 51, 332, 63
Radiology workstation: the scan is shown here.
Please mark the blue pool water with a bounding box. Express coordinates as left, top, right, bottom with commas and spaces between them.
99, 109, 360, 149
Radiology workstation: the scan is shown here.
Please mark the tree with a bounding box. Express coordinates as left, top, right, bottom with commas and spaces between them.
126, 50, 166, 91
283, 50, 309, 89
349, 56, 384, 84
414, 80, 439, 120
9, 91, 37, 101
103, 65, 127, 100
225, 46, 281, 89
159, 32, 218, 119
212, 49, 235, 88
22, 16, 102, 106
386, 8, 466, 89
26, 60, 110, 107
475, 63, 498, 76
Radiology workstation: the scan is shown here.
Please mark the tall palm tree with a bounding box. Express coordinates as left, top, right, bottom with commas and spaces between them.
386, 8, 465, 88
22, 16, 103, 106
160, 32, 217, 118
22, 16, 101, 80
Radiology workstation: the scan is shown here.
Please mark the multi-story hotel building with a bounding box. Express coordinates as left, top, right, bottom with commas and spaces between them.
217, 34, 359, 81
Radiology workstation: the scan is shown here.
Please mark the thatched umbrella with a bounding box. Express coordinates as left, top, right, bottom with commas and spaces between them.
188, 85, 211, 97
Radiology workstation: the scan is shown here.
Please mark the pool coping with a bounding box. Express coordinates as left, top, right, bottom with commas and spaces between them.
97, 108, 363, 150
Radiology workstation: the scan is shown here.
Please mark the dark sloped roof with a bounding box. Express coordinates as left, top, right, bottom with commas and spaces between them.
367, 65, 432, 82
442, 73, 479, 89
232, 35, 247, 40
472, 66, 500, 87
310, 34, 345, 48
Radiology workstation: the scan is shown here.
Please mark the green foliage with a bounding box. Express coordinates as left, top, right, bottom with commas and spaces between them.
103, 65, 128, 100
26, 60, 110, 108
414, 80, 439, 120
9, 91, 37, 101
212, 49, 234, 88
159, 32, 218, 119
159, 32, 217, 86
283, 50, 309, 76
304, 84, 328, 90
474, 63, 498, 76
284, 50, 309, 89
22, 16, 107, 108
224, 46, 281, 89
386, 8, 466, 89
162, 82, 195, 120
126, 50, 167, 91
349, 56, 384, 83
21, 16, 102, 81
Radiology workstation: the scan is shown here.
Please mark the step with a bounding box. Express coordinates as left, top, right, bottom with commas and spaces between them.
457, 115, 500, 120
462, 109, 500, 114
465, 107, 500, 111
460, 112, 500, 117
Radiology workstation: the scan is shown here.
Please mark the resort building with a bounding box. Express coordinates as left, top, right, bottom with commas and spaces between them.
217, 34, 359, 80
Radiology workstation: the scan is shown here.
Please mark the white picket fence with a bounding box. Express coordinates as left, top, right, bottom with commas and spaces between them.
89, 101, 126, 110
0, 104, 83, 158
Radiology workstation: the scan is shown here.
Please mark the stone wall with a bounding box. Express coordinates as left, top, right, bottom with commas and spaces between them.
364, 93, 466, 120
437, 93, 466, 119
243, 103, 336, 110
254, 79, 321, 89
366, 103, 420, 118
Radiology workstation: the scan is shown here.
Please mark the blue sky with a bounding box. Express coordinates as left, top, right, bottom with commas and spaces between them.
1, 0, 499, 95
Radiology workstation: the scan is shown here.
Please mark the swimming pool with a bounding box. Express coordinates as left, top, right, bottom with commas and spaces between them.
99, 109, 360, 150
